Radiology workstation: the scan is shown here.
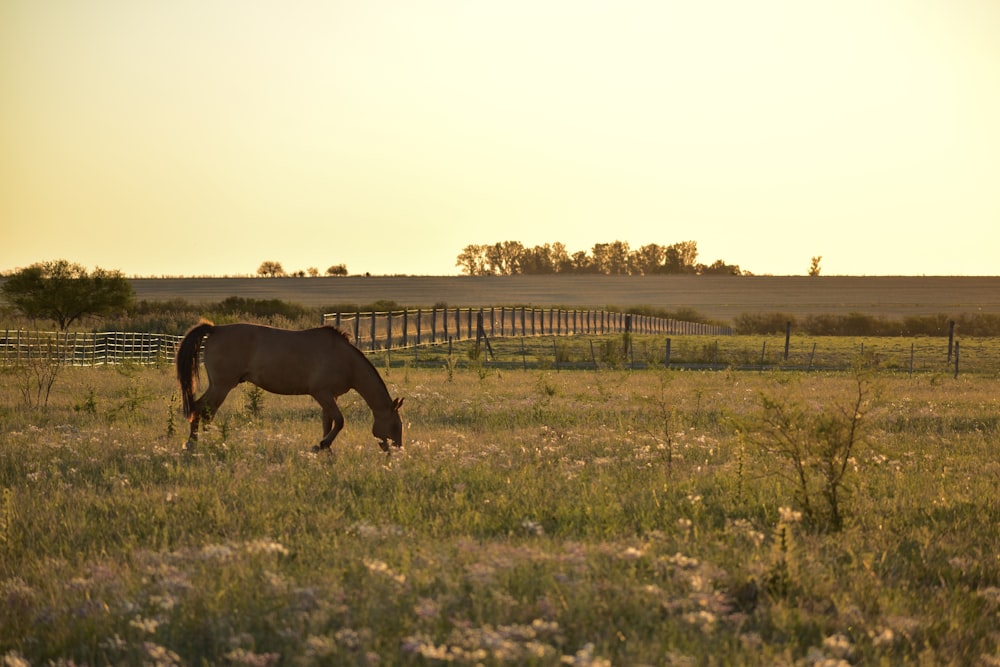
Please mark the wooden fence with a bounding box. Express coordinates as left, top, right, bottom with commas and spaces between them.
321, 307, 732, 353
0, 330, 183, 367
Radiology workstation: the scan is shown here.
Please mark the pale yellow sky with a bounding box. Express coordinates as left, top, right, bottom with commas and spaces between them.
2, 0, 998, 277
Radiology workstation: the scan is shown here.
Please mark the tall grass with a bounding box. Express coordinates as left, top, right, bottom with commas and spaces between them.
2, 363, 999, 664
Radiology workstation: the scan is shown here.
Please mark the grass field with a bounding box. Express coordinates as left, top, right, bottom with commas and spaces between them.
3, 356, 1000, 665
128, 275, 1000, 323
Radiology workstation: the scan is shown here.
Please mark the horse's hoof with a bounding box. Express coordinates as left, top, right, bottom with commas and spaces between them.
378, 439, 390, 453
183, 440, 196, 452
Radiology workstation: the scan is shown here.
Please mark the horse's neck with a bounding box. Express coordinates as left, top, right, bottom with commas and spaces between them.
351, 355, 391, 412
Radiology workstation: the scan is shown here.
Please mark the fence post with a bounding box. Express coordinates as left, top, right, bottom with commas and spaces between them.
624, 314, 632, 357
665, 337, 671, 367
416, 309, 422, 346
947, 321, 955, 361
387, 311, 393, 350
369, 311, 376, 352
784, 321, 791, 360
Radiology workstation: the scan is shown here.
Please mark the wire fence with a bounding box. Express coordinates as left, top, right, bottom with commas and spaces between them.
321, 306, 731, 352
1, 322, 991, 376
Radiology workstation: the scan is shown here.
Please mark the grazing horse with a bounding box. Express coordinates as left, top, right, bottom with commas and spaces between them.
175, 320, 404, 452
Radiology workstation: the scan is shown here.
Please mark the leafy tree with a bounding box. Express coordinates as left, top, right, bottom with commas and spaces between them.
484, 241, 524, 276
569, 251, 595, 273
1, 260, 134, 330
664, 241, 699, 273
456, 245, 489, 275
591, 241, 630, 275
698, 259, 742, 275
257, 261, 285, 277
631, 243, 667, 275
325, 264, 348, 276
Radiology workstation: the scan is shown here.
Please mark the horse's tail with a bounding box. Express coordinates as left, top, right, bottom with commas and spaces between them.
176, 319, 215, 421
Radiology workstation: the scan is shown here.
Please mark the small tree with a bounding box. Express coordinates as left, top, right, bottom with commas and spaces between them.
1, 260, 134, 330
752, 363, 877, 531
808, 256, 822, 277
257, 261, 285, 277
325, 264, 348, 276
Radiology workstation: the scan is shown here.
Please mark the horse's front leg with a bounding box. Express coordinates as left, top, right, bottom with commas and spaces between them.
312, 396, 344, 452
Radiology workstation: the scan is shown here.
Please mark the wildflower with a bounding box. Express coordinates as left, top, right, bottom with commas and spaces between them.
304, 635, 337, 658
200, 544, 235, 561
363, 558, 406, 585
149, 594, 176, 612
665, 552, 700, 569
560, 643, 611, 666
821, 633, 855, 660
414, 597, 441, 620
223, 648, 281, 666
621, 546, 644, 560
2, 651, 30, 667
334, 628, 361, 650
677, 518, 693, 532
872, 628, 895, 647
142, 642, 183, 667
778, 506, 803, 524
245, 539, 288, 556
683, 609, 718, 633
521, 519, 545, 536
129, 616, 160, 634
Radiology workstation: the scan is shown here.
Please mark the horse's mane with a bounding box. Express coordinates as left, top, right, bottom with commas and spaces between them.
319, 325, 387, 381
320, 324, 353, 344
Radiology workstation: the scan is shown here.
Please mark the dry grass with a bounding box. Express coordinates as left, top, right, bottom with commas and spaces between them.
3, 362, 1000, 664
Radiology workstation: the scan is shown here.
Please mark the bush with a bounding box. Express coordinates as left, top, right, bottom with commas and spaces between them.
734, 312, 796, 335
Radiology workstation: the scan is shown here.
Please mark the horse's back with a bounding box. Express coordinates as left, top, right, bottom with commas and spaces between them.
204, 324, 349, 394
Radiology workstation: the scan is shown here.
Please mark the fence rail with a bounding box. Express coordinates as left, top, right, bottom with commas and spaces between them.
321, 307, 731, 352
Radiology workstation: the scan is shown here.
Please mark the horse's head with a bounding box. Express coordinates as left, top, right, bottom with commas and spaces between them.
373, 397, 405, 451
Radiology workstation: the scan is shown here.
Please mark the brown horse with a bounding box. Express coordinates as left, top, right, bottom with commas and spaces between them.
176, 320, 404, 452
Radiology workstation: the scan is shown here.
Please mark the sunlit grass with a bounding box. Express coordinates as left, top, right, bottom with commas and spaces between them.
2, 360, 1000, 664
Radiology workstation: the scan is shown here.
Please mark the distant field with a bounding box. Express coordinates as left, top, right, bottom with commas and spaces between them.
130, 275, 1000, 323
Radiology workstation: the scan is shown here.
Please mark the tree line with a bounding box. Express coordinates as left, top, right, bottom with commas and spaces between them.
455, 240, 742, 276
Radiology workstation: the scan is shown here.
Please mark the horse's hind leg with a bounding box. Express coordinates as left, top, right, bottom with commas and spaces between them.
312, 396, 344, 452
185, 382, 234, 450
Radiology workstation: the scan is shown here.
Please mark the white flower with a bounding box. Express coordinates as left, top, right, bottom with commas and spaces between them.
778, 506, 803, 524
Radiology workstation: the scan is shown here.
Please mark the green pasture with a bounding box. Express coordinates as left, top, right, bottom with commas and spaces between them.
2, 348, 1000, 664
376, 333, 996, 377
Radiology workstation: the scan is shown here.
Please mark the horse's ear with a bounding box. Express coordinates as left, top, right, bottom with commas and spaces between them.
393, 397, 404, 411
